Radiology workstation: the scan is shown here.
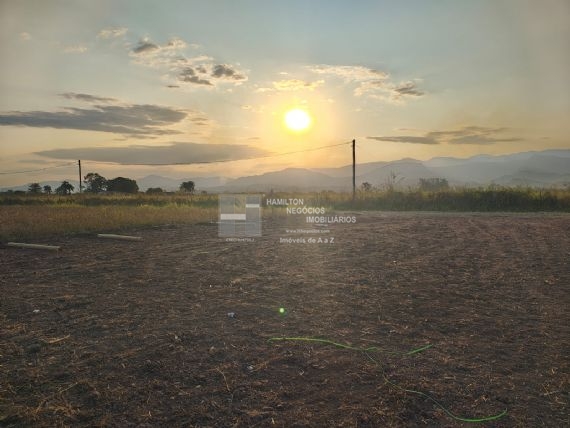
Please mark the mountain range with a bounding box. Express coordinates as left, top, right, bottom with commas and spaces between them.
2, 149, 569, 192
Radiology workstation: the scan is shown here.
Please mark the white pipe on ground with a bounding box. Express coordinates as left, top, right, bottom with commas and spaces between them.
6, 242, 61, 251
97, 234, 142, 241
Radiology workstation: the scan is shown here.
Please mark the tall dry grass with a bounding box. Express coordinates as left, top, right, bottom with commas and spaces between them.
0, 204, 217, 241
2, 187, 569, 241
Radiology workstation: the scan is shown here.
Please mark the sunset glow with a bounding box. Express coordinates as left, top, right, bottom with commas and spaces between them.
0, 1, 568, 187
284, 109, 312, 133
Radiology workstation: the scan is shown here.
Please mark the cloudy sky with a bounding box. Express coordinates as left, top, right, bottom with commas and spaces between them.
1, 0, 569, 186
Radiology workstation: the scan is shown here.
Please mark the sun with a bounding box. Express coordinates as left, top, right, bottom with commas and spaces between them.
284, 108, 312, 132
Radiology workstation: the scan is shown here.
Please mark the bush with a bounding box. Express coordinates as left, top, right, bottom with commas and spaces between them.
146, 187, 164, 194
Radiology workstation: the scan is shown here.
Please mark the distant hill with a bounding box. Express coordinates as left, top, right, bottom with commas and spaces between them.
0, 180, 81, 193
426, 152, 570, 187
312, 161, 389, 177
214, 168, 348, 192
216, 150, 569, 191
206, 150, 570, 191
2, 149, 569, 192
358, 159, 438, 188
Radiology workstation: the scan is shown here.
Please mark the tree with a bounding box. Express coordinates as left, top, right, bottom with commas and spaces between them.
419, 178, 449, 192
361, 182, 372, 192
28, 183, 42, 194
106, 177, 139, 193
384, 171, 404, 192
146, 187, 164, 194
43, 185, 52, 194
55, 181, 74, 195
84, 172, 107, 193
180, 180, 195, 193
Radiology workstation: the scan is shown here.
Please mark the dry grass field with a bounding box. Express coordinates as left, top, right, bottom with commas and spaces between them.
0, 204, 218, 241
1, 212, 568, 427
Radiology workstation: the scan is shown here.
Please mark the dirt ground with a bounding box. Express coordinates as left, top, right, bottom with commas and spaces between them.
1, 212, 568, 427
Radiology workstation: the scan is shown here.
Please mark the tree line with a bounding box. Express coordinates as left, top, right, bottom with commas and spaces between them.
25, 173, 196, 195
360, 176, 450, 193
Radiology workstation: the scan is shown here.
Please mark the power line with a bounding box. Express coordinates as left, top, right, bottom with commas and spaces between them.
257, 141, 351, 161
73, 141, 352, 166
0, 161, 76, 176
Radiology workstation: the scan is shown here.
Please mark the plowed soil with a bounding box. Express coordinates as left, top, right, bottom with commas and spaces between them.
1, 212, 568, 427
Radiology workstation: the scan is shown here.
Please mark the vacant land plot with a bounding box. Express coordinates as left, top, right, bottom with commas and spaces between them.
1, 213, 568, 427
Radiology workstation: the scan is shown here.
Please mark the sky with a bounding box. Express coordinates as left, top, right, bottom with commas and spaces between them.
0, 0, 569, 187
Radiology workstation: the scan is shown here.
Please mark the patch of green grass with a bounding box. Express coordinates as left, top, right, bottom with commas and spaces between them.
271, 188, 570, 212
0, 193, 219, 207
340, 188, 570, 211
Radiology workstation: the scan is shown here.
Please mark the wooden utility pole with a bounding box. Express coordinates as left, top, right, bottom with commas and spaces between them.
352, 139, 356, 201
78, 160, 82, 193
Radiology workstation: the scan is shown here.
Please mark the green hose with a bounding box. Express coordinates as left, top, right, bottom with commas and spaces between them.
269, 336, 507, 423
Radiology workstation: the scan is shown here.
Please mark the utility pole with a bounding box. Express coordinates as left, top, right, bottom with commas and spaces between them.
352, 139, 356, 201
78, 160, 82, 193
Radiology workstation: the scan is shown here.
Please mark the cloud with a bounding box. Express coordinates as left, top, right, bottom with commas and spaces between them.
16, 158, 62, 165
212, 64, 244, 80
393, 81, 424, 97
254, 87, 274, 93
308, 64, 424, 103
63, 45, 88, 54
178, 67, 213, 86
427, 126, 507, 139
368, 126, 521, 145
132, 39, 159, 54
35, 142, 270, 165
174, 63, 247, 86
427, 126, 516, 144
165, 37, 187, 50
272, 79, 324, 92
255, 78, 322, 93
309, 65, 389, 81
130, 37, 189, 61
129, 36, 247, 88
448, 135, 520, 145
353, 79, 388, 97
366, 136, 438, 145
20, 32, 31, 41
356, 80, 424, 103
0, 97, 189, 137
175, 63, 249, 86
188, 116, 213, 127
97, 27, 128, 39
370, 81, 424, 103
59, 92, 117, 103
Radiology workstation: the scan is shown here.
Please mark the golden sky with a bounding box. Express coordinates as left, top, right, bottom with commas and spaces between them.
1, 0, 569, 185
